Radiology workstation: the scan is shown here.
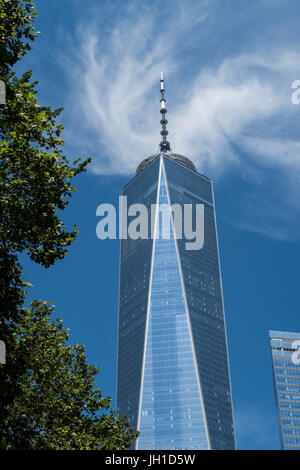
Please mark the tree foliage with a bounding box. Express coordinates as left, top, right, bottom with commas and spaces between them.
0, 0, 90, 323
0, 1, 89, 273
1, 301, 135, 450
0, 0, 137, 449
0, 0, 37, 74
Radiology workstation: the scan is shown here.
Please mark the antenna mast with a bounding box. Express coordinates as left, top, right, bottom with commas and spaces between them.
160, 72, 171, 152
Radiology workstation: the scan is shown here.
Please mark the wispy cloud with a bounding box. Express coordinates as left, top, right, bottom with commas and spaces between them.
62, 0, 209, 174
60, 0, 300, 240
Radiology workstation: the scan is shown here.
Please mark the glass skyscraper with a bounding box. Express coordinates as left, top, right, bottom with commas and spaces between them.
270, 330, 300, 449
116, 75, 235, 450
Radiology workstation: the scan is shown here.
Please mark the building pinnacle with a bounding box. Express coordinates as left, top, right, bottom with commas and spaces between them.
159, 72, 171, 152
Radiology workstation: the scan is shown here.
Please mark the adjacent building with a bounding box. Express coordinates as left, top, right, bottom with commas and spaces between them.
270, 330, 300, 449
116, 74, 236, 449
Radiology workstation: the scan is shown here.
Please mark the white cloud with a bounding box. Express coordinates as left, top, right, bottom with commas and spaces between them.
60, 0, 300, 240
63, 16, 300, 175
242, 137, 300, 172
62, 0, 209, 175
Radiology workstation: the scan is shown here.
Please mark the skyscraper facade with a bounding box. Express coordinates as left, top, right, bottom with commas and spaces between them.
270, 330, 300, 449
116, 75, 236, 450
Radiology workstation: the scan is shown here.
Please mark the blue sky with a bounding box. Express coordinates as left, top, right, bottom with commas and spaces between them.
18, 0, 300, 449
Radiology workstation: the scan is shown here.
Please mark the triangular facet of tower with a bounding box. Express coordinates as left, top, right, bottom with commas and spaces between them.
137, 157, 209, 450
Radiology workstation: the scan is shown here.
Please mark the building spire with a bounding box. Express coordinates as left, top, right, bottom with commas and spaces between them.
160, 72, 171, 152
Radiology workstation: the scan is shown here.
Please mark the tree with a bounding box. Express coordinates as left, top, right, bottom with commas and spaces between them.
1, 301, 136, 450
0, 0, 90, 320
0, 0, 137, 449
